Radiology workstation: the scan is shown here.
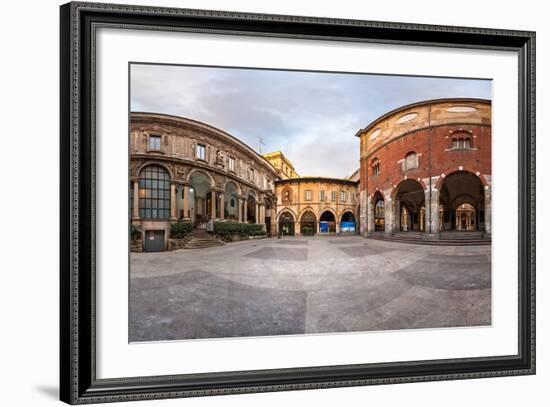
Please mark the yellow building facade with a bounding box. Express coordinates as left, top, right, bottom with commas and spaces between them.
263, 151, 300, 179
275, 177, 359, 236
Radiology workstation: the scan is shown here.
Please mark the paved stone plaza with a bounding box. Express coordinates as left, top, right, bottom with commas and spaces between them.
129, 236, 491, 342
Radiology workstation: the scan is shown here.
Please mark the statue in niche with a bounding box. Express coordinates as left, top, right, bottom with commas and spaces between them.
215, 149, 225, 167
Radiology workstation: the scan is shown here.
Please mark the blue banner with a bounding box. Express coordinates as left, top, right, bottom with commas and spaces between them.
340, 221, 356, 232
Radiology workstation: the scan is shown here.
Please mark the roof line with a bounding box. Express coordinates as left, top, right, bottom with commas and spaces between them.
355, 97, 491, 137
275, 176, 358, 185
131, 111, 278, 175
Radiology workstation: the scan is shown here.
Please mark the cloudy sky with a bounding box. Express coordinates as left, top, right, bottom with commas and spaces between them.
131, 64, 491, 178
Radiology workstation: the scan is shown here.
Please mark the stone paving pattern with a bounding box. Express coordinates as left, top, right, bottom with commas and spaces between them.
129, 236, 491, 342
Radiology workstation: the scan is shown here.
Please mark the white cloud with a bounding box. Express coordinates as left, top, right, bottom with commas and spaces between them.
131, 64, 491, 178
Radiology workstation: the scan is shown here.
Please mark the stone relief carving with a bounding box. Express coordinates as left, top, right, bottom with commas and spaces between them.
175, 165, 188, 180
130, 159, 143, 177
215, 149, 225, 168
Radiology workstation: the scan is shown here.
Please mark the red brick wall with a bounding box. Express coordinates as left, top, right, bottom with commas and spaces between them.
361, 124, 491, 194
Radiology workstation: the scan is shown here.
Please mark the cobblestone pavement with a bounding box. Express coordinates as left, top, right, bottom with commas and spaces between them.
129, 236, 491, 342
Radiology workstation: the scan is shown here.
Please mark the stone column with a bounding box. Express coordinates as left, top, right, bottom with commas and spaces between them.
256, 203, 260, 224
211, 191, 216, 220
183, 185, 189, 219
428, 188, 440, 235
365, 193, 373, 235
260, 204, 266, 230
219, 193, 225, 220
238, 198, 243, 222
170, 182, 177, 220
484, 184, 491, 236
295, 221, 301, 236
132, 180, 139, 220
361, 190, 369, 236
424, 189, 431, 234
384, 193, 394, 235
244, 199, 248, 223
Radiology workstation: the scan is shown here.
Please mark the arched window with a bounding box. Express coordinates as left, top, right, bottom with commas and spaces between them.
282, 187, 292, 204
371, 158, 380, 176
404, 152, 418, 171
450, 134, 473, 149
139, 165, 170, 219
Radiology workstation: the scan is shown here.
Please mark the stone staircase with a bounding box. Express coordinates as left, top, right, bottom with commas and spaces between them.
184, 229, 225, 249
370, 231, 491, 246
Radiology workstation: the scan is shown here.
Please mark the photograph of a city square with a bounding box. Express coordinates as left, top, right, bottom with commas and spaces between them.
129, 64, 492, 342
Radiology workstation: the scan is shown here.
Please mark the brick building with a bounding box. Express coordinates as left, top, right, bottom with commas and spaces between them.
356, 98, 491, 238
130, 98, 491, 250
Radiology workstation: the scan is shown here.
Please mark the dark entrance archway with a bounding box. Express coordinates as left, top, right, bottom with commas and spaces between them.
340, 211, 356, 233
247, 194, 256, 223
300, 211, 317, 236
394, 179, 425, 232
319, 210, 336, 233
265, 199, 272, 236
373, 191, 385, 232
278, 211, 295, 236
439, 171, 485, 232
188, 170, 214, 227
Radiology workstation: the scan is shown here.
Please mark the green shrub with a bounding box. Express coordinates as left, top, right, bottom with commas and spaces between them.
170, 221, 193, 238
213, 222, 265, 240
130, 224, 141, 240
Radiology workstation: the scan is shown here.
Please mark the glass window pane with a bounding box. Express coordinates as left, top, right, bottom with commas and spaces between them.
138, 165, 171, 219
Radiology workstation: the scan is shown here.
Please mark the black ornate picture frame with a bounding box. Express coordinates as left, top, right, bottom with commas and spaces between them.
60, 1, 535, 404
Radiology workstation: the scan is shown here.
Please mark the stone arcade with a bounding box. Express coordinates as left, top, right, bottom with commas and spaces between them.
130, 98, 491, 251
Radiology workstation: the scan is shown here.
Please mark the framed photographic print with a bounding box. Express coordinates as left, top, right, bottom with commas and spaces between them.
60, 1, 536, 404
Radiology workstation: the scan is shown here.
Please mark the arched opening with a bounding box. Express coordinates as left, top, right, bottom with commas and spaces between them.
456, 203, 477, 231
247, 194, 257, 223
188, 170, 214, 228
394, 179, 425, 232
278, 211, 295, 236
404, 151, 418, 171
373, 191, 385, 232
371, 158, 380, 176
224, 181, 239, 221
175, 184, 184, 219
340, 211, 356, 233
319, 210, 336, 233
264, 199, 272, 236
439, 171, 485, 232
300, 211, 317, 236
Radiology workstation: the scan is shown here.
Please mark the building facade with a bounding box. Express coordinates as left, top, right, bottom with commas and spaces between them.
130, 112, 279, 251
130, 97, 491, 250
263, 151, 300, 179
356, 98, 492, 237
274, 177, 359, 236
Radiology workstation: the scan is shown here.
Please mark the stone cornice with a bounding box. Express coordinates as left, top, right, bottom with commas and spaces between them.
362, 122, 492, 161
131, 112, 279, 177
355, 98, 492, 138
275, 177, 359, 187
132, 153, 274, 194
